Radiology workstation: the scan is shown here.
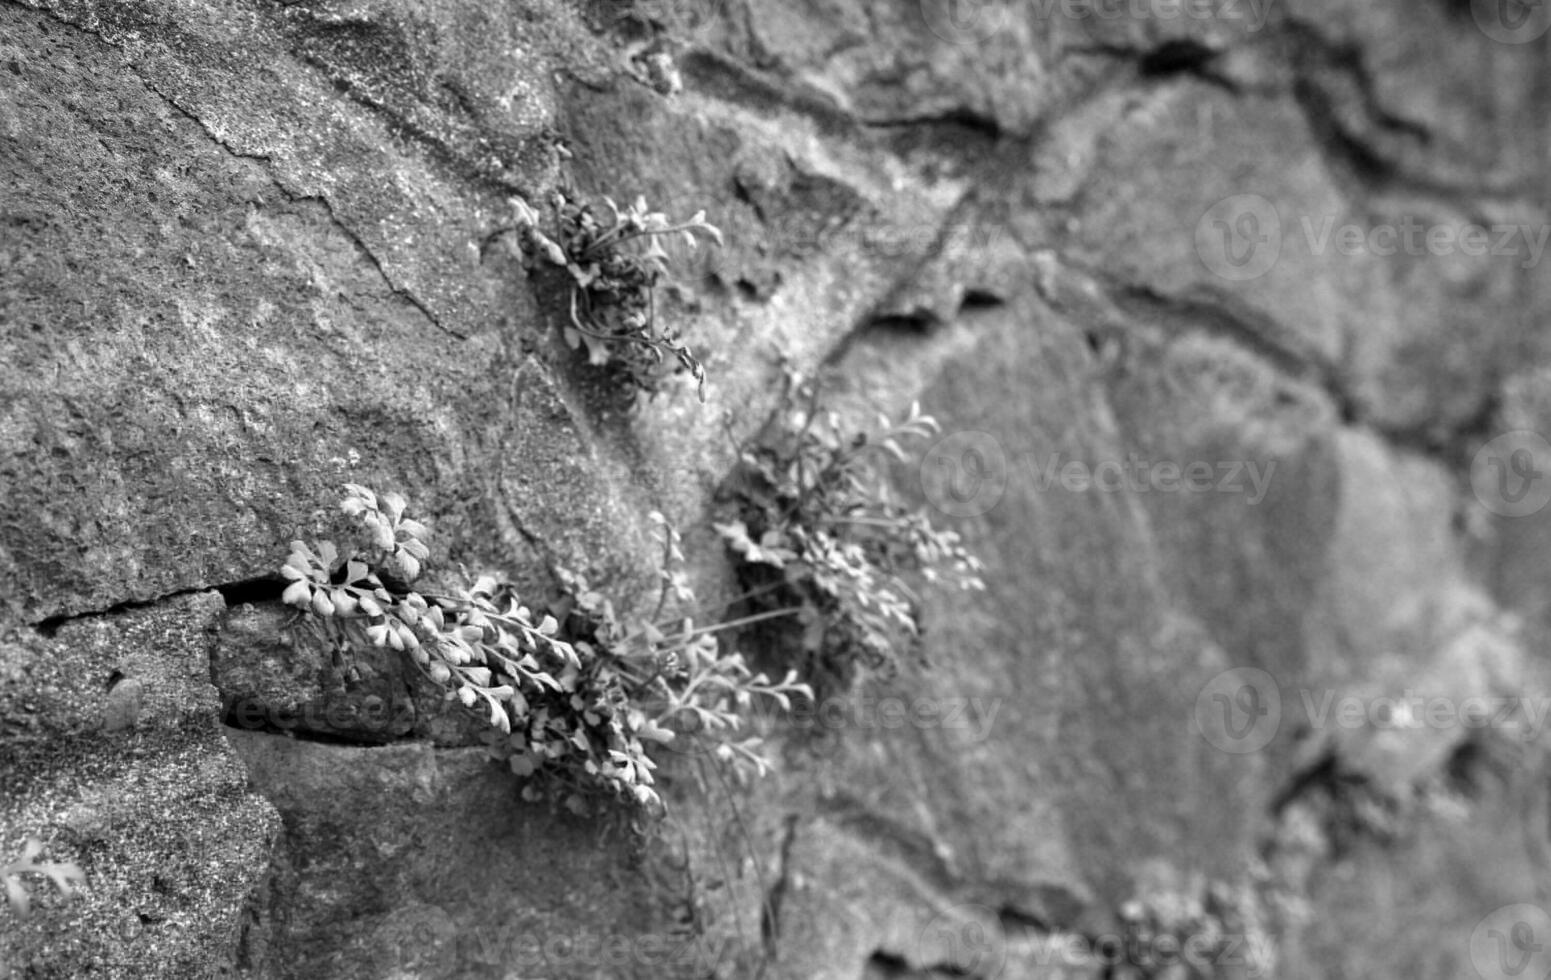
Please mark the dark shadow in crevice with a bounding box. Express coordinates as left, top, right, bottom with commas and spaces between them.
34, 575, 287, 637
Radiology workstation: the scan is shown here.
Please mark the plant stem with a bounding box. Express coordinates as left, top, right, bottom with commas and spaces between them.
672, 607, 801, 640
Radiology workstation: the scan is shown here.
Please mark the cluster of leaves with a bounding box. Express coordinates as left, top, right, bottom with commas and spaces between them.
4, 838, 85, 918
557, 517, 811, 783
716, 367, 985, 694
512, 190, 721, 402
280, 486, 807, 813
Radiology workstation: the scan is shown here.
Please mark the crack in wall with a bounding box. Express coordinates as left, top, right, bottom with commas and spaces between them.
1279, 16, 1541, 205
1026, 248, 1522, 475
759, 813, 800, 962
141, 75, 464, 340
1070, 37, 1240, 93
858, 108, 1004, 140
32, 576, 284, 637
12, 0, 465, 341
288, 46, 538, 204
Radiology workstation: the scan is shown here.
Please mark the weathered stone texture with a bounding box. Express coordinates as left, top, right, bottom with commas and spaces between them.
3, 0, 1549, 977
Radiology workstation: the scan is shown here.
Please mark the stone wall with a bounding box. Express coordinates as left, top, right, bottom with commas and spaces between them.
2, 0, 1549, 977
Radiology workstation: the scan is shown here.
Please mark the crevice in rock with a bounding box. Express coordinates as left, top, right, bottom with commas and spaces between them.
1277, 17, 1537, 203
1117, 276, 1513, 473
22, 1, 466, 341
289, 49, 533, 206
759, 813, 800, 961
1032, 252, 1355, 410
865, 949, 977, 978
996, 902, 1055, 933
1105, 280, 1345, 395
1137, 37, 1228, 82
1282, 19, 1433, 143
218, 712, 414, 747
816, 793, 959, 892
959, 290, 1005, 311
1071, 37, 1238, 93
1039, 254, 1517, 474
859, 107, 1003, 142
861, 312, 940, 336
1265, 745, 1401, 858
32, 576, 286, 637
1366, 383, 1505, 474
1268, 744, 1343, 819
679, 48, 861, 140
301, 189, 466, 339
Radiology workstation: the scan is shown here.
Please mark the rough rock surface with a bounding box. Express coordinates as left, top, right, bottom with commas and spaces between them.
3, 0, 1550, 978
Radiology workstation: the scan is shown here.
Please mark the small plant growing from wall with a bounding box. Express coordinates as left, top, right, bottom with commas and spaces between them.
3, 838, 85, 918
715, 364, 985, 695
511, 190, 721, 402
279, 486, 807, 814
